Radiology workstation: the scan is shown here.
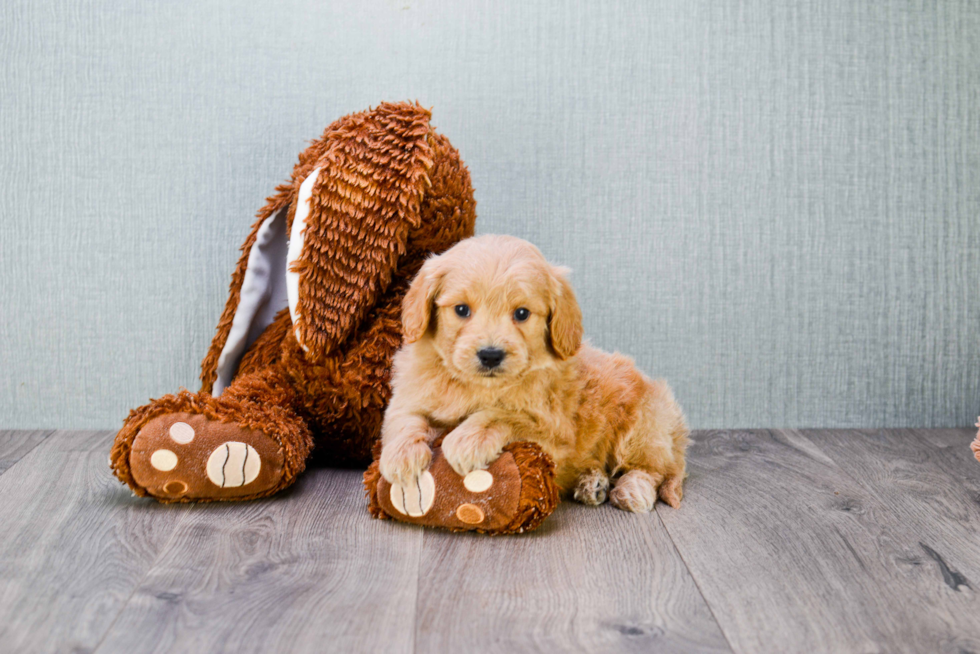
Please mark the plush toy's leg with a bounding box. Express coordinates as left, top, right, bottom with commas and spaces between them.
110, 365, 313, 502
277, 293, 406, 468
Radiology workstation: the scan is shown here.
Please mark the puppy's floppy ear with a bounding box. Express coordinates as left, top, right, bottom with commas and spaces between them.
548, 265, 583, 360
402, 256, 442, 343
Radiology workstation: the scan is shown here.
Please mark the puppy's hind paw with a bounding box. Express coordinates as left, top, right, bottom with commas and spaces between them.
573, 468, 610, 506
658, 474, 684, 509
609, 470, 658, 513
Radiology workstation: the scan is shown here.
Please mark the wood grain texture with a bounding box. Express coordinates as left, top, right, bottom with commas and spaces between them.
4, 429, 980, 653
914, 427, 980, 484
94, 469, 422, 654
0, 430, 188, 654
658, 429, 980, 653
797, 428, 980, 643
0, 430, 52, 474
415, 501, 731, 654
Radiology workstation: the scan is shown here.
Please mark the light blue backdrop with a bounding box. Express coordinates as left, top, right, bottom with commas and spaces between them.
1, 0, 978, 429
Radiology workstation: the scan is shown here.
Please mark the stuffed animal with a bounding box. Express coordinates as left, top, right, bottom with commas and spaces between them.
109, 102, 477, 502
363, 435, 560, 534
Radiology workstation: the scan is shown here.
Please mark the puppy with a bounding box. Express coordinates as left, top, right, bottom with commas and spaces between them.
378, 235, 688, 512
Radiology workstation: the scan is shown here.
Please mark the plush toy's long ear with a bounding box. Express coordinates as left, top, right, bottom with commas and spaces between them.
200, 102, 434, 391
200, 206, 291, 395
548, 266, 583, 360
200, 124, 336, 394
401, 256, 443, 343
287, 102, 435, 357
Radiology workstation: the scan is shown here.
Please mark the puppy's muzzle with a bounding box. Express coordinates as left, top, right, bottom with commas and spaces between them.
476, 347, 506, 370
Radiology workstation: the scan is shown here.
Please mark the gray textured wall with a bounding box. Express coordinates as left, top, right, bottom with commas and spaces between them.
1, 0, 978, 430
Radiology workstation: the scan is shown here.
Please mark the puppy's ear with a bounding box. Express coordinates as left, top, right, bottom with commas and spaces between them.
402, 257, 442, 343
548, 266, 583, 359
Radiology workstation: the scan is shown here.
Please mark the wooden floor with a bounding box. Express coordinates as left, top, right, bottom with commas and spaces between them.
1, 429, 979, 653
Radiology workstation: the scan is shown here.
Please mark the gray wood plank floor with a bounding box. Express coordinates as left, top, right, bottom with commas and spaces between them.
0, 428, 977, 654
0, 429, 51, 475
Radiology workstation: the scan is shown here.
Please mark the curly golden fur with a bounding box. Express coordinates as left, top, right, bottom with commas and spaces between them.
379, 235, 689, 512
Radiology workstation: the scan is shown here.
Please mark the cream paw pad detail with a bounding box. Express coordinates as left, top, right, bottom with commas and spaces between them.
129, 413, 284, 502
206, 442, 261, 488
389, 471, 437, 517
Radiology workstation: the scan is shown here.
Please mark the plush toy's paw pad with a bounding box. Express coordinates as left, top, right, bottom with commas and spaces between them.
573, 469, 610, 506
130, 413, 285, 501
463, 469, 493, 492
389, 471, 436, 517
205, 442, 261, 488
455, 503, 485, 524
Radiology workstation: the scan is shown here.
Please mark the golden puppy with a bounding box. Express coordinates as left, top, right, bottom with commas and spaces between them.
378, 235, 688, 512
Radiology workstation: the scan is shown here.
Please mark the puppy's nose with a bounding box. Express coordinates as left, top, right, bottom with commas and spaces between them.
477, 347, 506, 369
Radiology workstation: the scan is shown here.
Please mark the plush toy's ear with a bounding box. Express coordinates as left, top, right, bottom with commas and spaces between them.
200, 206, 291, 395
401, 256, 443, 343
548, 265, 583, 360
200, 102, 435, 391
287, 103, 435, 357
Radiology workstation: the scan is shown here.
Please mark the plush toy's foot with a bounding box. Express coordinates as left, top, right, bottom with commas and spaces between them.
127, 412, 286, 501
364, 441, 560, 535
111, 380, 313, 503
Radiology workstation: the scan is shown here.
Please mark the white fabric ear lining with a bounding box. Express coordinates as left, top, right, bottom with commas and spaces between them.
213, 207, 290, 396
286, 167, 322, 353
212, 167, 320, 395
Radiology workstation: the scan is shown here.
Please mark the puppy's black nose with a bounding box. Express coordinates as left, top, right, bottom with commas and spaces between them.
477, 347, 506, 369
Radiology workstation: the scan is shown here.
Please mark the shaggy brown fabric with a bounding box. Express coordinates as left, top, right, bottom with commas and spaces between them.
236, 308, 291, 376
112, 102, 476, 502
363, 441, 560, 535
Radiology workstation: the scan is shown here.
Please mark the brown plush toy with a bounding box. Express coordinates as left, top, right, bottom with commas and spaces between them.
110, 102, 477, 502
363, 436, 560, 534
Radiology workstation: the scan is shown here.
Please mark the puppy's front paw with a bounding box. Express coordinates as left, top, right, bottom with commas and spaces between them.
379, 439, 432, 487
441, 426, 502, 477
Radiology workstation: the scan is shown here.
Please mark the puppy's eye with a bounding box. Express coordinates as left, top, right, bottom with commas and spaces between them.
454, 304, 471, 318
513, 307, 530, 322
